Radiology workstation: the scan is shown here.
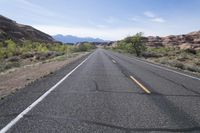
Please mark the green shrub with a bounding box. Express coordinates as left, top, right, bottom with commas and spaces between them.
72, 43, 95, 52
146, 47, 174, 56
0, 61, 20, 72
197, 50, 200, 57
185, 65, 200, 73
184, 49, 196, 54
169, 61, 184, 69
176, 52, 190, 61
5, 39, 17, 57
142, 51, 163, 58
158, 58, 168, 65
0, 42, 4, 59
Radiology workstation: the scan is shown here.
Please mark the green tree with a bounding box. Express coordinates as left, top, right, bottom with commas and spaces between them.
124, 32, 146, 56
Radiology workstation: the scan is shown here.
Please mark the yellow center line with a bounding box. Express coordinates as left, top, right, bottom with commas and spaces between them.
129, 76, 151, 94
112, 59, 116, 63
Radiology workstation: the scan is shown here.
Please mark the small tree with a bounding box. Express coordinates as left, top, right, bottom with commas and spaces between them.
124, 32, 146, 56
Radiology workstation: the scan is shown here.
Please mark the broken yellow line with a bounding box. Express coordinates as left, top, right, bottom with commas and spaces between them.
129, 76, 151, 94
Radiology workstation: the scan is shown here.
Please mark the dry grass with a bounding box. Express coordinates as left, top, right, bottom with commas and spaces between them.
145, 47, 200, 74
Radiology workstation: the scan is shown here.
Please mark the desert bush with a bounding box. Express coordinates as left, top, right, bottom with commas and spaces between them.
6, 56, 20, 62
0, 40, 92, 72
158, 58, 169, 65
1, 40, 92, 60
184, 49, 196, 54
169, 61, 185, 69
4, 39, 17, 57
147, 47, 174, 56
142, 51, 163, 58
176, 52, 190, 61
0, 42, 4, 59
78, 44, 88, 51
35, 44, 49, 53
72, 43, 95, 52
0, 61, 20, 72
197, 50, 200, 57
185, 65, 200, 73
21, 52, 35, 59
194, 60, 200, 66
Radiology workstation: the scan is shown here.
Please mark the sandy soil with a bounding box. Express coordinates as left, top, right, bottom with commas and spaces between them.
0, 52, 90, 98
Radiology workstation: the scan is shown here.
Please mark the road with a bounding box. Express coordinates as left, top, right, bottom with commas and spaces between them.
0, 49, 200, 132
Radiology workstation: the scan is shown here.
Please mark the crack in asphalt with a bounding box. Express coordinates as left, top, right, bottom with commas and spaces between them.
91, 79, 147, 94
146, 70, 200, 95
102, 51, 200, 97
103, 50, 200, 129
108, 51, 200, 96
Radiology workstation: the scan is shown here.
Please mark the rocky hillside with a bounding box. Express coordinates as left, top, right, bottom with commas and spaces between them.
144, 31, 200, 50
0, 15, 54, 42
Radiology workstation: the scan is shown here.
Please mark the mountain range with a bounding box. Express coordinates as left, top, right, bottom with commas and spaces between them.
53, 34, 106, 44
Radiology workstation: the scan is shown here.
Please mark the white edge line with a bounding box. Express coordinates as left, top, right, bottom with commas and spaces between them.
112, 59, 116, 63
0, 55, 90, 133
127, 56, 200, 81
108, 50, 200, 81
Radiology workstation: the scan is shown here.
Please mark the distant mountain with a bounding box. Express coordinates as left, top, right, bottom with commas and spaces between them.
0, 15, 54, 42
53, 34, 106, 43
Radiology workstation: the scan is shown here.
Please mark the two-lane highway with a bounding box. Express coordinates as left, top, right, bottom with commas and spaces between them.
0, 49, 200, 132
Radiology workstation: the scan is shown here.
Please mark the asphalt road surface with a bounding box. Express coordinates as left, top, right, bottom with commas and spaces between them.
0, 49, 200, 133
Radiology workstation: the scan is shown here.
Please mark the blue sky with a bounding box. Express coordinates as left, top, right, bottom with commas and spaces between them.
1, 0, 200, 40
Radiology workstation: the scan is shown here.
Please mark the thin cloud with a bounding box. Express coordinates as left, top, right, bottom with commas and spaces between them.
105, 17, 118, 24
88, 20, 108, 28
96, 24, 107, 28
130, 16, 141, 22
151, 17, 165, 23
144, 11, 156, 18
144, 11, 166, 23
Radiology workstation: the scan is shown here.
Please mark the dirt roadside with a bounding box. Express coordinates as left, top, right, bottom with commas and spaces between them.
0, 52, 90, 99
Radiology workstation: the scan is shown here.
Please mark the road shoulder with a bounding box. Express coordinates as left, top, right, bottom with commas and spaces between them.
107, 49, 200, 79
0, 52, 91, 99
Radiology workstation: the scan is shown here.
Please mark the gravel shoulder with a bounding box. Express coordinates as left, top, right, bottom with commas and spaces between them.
0, 52, 90, 98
